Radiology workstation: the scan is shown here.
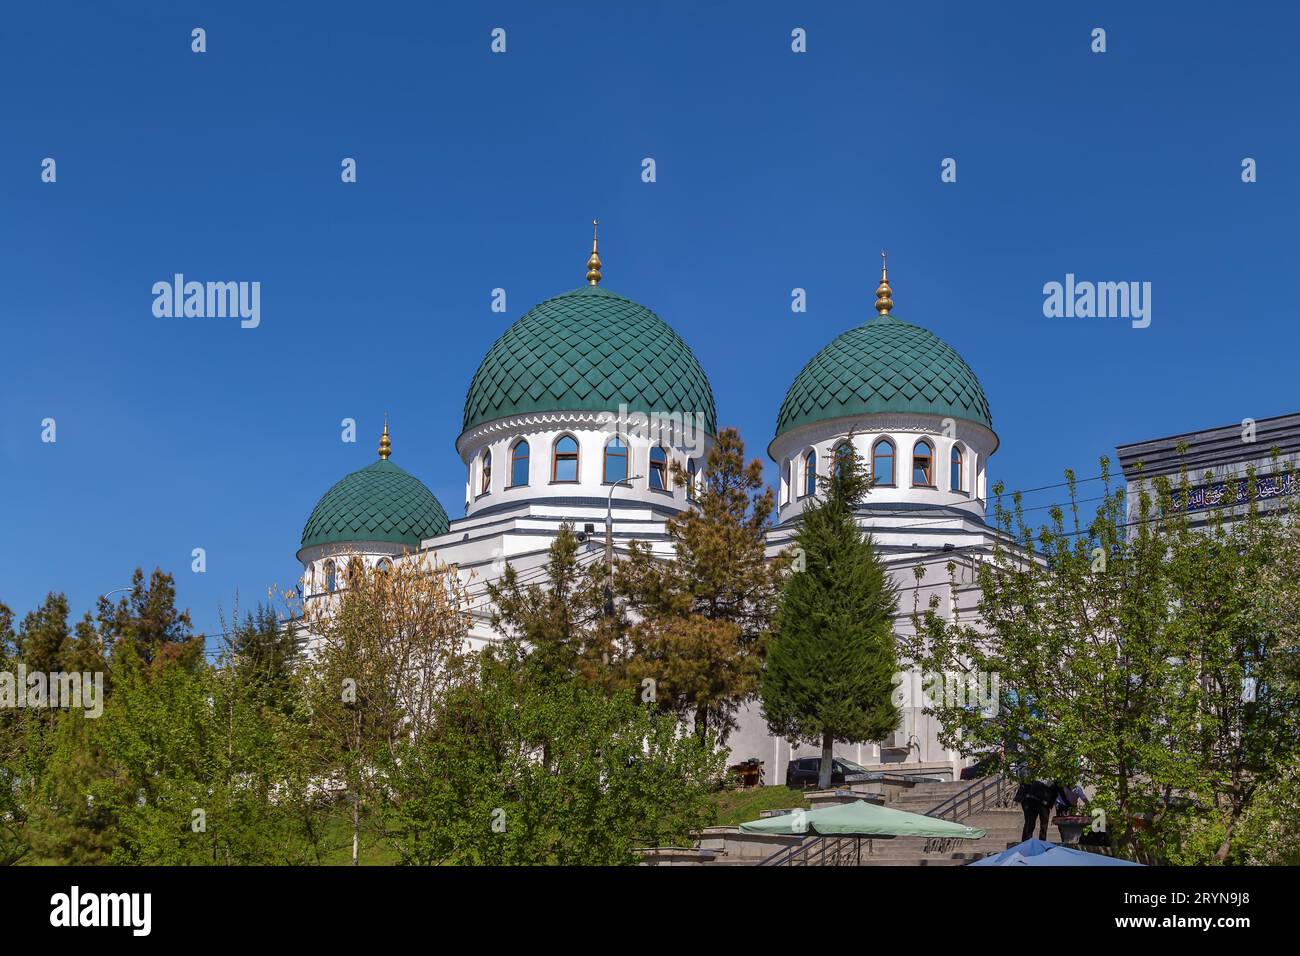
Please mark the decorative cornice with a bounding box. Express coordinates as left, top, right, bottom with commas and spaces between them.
456, 409, 713, 460
769, 411, 999, 462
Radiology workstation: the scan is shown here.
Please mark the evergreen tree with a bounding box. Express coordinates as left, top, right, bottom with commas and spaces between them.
16, 593, 72, 673
0, 602, 15, 661
23, 709, 120, 865
97, 568, 203, 670
225, 604, 299, 713
63, 612, 109, 677
761, 442, 900, 789
618, 427, 786, 744
487, 524, 619, 688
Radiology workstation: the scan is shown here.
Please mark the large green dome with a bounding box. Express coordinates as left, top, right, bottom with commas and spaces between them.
462, 285, 717, 435
299, 458, 449, 553
773, 312, 993, 444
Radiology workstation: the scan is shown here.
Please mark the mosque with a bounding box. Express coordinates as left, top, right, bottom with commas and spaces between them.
295, 225, 1004, 782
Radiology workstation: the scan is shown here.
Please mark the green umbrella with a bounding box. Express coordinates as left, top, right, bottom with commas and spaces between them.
740, 799, 986, 839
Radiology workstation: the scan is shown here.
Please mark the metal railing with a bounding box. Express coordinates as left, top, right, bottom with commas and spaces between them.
758, 774, 1015, 866
759, 835, 875, 867
925, 773, 1017, 824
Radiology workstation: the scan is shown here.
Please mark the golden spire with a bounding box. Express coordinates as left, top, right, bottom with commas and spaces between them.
875, 250, 893, 315
378, 414, 391, 460
586, 219, 602, 286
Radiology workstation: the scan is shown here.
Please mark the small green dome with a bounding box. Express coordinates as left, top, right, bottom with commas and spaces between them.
773, 313, 993, 443
462, 285, 717, 435
299, 458, 449, 552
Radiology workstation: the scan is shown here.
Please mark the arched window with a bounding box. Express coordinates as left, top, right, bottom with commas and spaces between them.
871, 438, 895, 486
479, 449, 492, 496
604, 436, 628, 483
324, 559, 337, 593
376, 557, 392, 575
912, 440, 934, 487
553, 435, 579, 482
833, 441, 853, 479
649, 446, 669, 491
950, 445, 964, 492
803, 449, 817, 498
782, 459, 791, 505
347, 557, 363, 588
509, 439, 529, 488
687, 459, 698, 502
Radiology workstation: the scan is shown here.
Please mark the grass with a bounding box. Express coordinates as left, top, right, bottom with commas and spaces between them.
709, 786, 809, 827
317, 814, 401, 865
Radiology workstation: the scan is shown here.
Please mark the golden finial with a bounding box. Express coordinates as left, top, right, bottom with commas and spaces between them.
378, 414, 391, 460
875, 250, 893, 315
586, 219, 602, 286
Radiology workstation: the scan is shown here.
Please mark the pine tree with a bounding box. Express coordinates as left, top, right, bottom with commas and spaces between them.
0, 603, 15, 661
97, 568, 203, 670
761, 442, 900, 789
63, 613, 108, 677
225, 605, 298, 713
16, 593, 72, 673
487, 524, 619, 688
618, 428, 786, 745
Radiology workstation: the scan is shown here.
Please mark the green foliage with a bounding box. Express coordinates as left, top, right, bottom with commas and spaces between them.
24, 709, 120, 865
487, 524, 619, 688
381, 653, 725, 865
761, 441, 899, 785
15, 593, 72, 673
0, 603, 14, 661
224, 604, 299, 714
618, 427, 785, 743
98, 568, 203, 671
908, 456, 1300, 862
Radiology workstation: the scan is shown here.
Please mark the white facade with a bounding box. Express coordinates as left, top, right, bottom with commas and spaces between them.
297, 267, 1003, 785
432, 409, 708, 650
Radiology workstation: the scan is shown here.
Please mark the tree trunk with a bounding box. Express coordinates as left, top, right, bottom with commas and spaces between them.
351, 787, 360, 866
695, 704, 708, 746
1213, 815, 1238, 864
818, 731, 834, 790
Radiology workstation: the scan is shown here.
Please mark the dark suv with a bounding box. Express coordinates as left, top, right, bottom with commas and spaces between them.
785, 757, 874, 789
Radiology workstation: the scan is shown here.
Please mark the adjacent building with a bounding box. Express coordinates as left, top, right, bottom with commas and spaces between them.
1115, 412, 1300, 527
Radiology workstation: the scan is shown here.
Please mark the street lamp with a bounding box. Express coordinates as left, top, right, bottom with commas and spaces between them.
605, 475, 643, 615
605, 474, 644, 572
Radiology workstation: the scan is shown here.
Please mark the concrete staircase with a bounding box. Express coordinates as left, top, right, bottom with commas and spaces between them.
849, 779, 1025, 866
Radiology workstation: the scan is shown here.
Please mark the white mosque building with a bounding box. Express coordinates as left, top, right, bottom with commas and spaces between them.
296, 228, 1004, 782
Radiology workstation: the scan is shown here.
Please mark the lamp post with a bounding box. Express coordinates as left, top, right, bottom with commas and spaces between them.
605, 474, 642, 614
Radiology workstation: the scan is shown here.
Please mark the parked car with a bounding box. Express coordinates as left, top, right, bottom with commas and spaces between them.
785, 756, 875, 789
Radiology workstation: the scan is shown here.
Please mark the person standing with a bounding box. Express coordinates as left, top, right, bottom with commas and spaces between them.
1014, 779, 1058, 841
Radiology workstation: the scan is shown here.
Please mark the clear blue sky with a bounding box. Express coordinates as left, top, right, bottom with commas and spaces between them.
2, 0, 1297, 639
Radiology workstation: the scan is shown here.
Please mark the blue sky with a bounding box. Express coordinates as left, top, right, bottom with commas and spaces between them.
2, 0, 1297, 639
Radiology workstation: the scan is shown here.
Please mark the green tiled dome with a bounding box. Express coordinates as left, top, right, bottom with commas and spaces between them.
299, 459, 449, 552
774, 313, 992, 442
462, 285, 717, 435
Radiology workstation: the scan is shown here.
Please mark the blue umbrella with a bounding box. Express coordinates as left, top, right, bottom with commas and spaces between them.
969, 838, 1142, 866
